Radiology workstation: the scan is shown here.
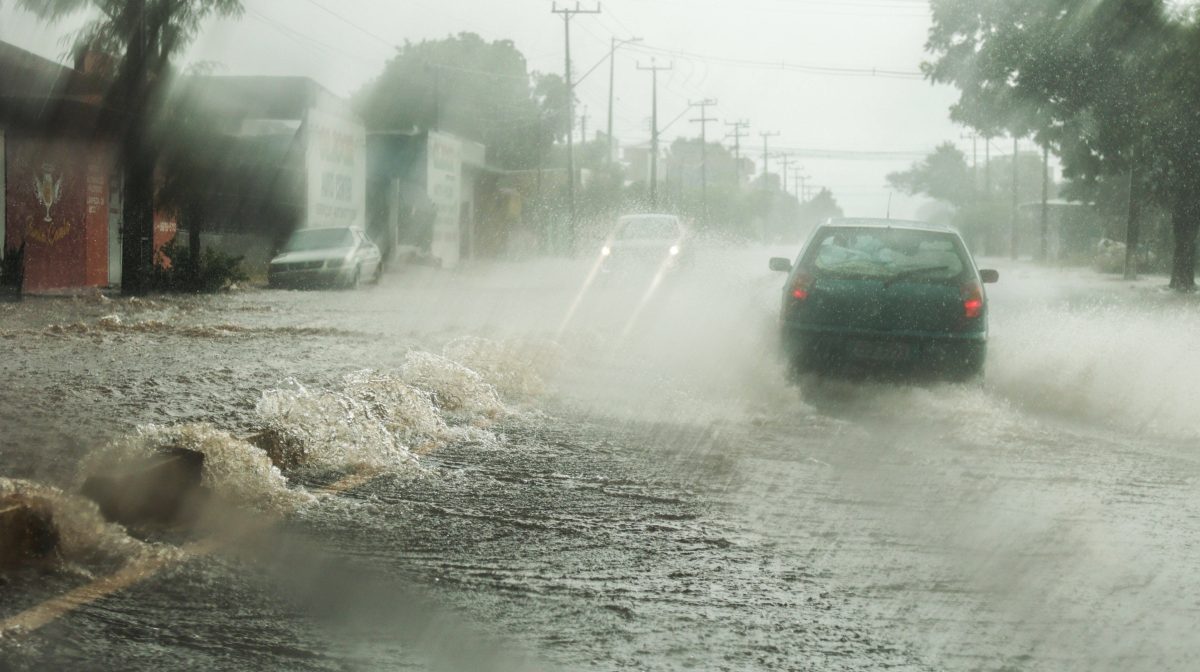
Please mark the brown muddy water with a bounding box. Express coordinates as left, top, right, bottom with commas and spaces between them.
1, 249, 1199, 671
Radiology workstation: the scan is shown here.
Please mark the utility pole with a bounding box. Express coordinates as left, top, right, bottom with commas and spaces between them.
607, 36, 641, 166
961, 130, 978, 192
1011, 135, 1020, 260
759, 131, 780, 191
637, 58, 672, 209
984, 135, 992, 197
689, 98, 718, 222
536, 110, 544, 198
580, 106, 589, 145
777, 154, 794, 197
1040, 143, 1050, 262
725, 119, 750, 186
794, 172, 811, 203
552, 1, 601, 254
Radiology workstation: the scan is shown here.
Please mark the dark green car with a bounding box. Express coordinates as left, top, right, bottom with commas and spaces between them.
770, 218, 999, 382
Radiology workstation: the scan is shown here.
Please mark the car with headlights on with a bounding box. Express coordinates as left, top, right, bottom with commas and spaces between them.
600, 214, 691, 276
769, 218, 998, 382
268, 227, 382, 289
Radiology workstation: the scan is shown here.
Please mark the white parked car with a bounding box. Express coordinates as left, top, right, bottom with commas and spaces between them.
268, 227, 383, 289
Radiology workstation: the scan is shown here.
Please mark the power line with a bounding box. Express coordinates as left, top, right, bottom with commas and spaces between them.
244, 7, 374, 67
626, 43, 923, 79
761, 146, 931, 160
299, 0, 396, 50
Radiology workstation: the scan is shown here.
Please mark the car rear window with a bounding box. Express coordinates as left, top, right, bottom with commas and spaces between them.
616, 216, 682, 240
284, 228, 355, 252
805, 227, 968, 282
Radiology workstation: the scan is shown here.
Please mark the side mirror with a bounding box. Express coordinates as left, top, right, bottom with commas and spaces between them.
769, 257, 793, 273
979, 269, 999, 284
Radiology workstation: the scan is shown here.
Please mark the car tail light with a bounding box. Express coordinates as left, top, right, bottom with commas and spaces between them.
790, 273, 813, 301
961, 281, 984, 319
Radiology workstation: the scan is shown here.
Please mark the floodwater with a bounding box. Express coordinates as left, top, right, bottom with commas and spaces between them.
1, 246, 1198, 671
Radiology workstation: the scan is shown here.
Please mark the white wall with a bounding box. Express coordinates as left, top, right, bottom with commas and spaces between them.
302, 99, 367, 232
427, 131, 462, 269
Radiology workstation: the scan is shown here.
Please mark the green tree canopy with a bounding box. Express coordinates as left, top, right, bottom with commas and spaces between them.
799, 188, 844, 230
887, 142, 974, 208
924, 0, 1200, 288
355, 33, 568, 171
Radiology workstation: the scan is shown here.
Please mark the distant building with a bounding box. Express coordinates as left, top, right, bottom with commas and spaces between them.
0, 41, 175, 292
368, 130, 509, 268
174, 76, 367, 272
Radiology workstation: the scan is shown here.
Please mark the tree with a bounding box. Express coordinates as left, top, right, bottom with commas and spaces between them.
799, 189, 844, 231
16, 0, 245, 294
924, 0, 1200, 289
887, 143, 974, 208
889, 142, 1055, 255
355, 33, 568, 171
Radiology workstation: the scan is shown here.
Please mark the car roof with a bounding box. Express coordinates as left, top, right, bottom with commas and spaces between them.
618, 213, 680, 221
819, 217, 958, 234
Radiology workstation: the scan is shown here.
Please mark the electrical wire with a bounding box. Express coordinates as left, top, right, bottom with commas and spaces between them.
625, 43, 924, 79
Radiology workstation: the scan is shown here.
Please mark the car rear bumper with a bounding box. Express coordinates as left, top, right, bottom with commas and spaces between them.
781, 324, 986, 379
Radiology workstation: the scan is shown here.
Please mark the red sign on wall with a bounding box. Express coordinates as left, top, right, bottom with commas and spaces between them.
5, 137, 111, 292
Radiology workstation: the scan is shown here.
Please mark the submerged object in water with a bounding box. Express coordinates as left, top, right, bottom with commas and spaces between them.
81, 447, 209, 531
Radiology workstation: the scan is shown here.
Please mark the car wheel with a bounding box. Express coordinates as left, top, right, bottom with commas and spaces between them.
348, 265, 362, 290
372, 262, 383, 285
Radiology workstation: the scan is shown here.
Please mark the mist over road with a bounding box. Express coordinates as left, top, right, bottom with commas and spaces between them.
1, 246, 1197, 671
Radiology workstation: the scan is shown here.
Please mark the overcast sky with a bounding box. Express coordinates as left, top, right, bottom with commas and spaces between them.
0, 0, 1010, 219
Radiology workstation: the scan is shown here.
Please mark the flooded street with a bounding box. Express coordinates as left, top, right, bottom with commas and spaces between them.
2, 247, 1199, 671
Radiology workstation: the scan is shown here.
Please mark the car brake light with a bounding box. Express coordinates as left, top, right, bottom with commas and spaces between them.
961, 282, 984, 319
790, 273, 813, 301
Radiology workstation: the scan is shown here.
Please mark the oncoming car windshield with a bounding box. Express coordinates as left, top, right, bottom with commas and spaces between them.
807, 227, 968, 282
616, 216, 682, 241
284, 228, 356, 253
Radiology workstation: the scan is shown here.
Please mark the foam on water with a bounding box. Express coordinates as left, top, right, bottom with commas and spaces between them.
252, 342, 549, 470
0, 478, 171, 568
42, 314, 351, 339
399, 350, 506, 422
256, 381, 418, 471
79, 424, 315, 514
441, 336, 563, 398
341, 370, 451, 454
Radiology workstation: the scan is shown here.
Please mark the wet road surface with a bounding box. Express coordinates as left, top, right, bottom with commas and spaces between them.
1, 248, 1198, 671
